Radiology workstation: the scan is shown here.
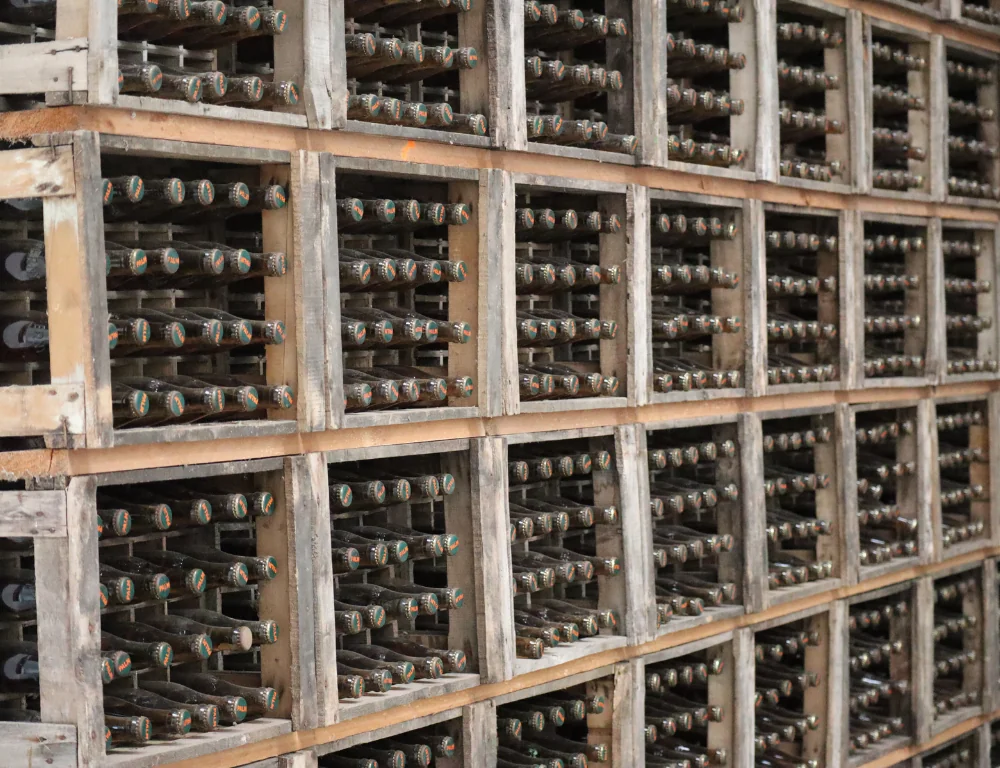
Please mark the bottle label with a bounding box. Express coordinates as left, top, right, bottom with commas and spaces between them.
5, 249, 45, 282
3, 653, 39, 681
3, 320, 48, 349
0, 584, 35, 613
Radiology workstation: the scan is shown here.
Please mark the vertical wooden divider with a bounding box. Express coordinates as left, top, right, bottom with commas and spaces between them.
916, 400, 937, 564
470, 1, 526, 149
839, 405, 862, 585
739, 414, 768, 612
913, 576, 935, 743
732, 627, 757, 768
745, 200, 768, 396
271, 0, 335, 128
626, 0, 667, 167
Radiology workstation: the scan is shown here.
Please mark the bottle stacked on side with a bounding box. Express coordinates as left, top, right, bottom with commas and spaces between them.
344, 0, 488, 137
336, 186, 475, 412
664, 0, 749, 169
962, 0, 1000, 25
762, 418, 836, 590
648, 427, 741, 628
861, 228, 926, 378
848, 597, 911, 754
645, 652, 729, 766
507, 442, 621, 660
946, 58, 1000, 200
753, 624, 824, 766
869, 39, 928, 192
936, 405, 990, 548
0, 175, 294, 427
776, 19, 847, 182
328, 460, 469, 702
320, 722, 459, 767
855, 413, 920, 567
514, 198, 621, 401
93, 477, 281, 749
0, 0, 296, 111
925, 735, 980, 768
764, 218, 840, 385
650, 207, 744, 393
941, 232, 998, 376
523, 2, 637, 154
495, 686, 611, 768
932, 574, 983, 717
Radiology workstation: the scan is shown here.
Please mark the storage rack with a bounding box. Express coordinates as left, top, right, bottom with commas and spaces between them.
6, 2, 1000, 768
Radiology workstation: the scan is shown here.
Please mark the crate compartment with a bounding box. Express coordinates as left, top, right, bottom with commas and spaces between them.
865, 25, 932, 197
647, 422, 745, 635
850, 405, 924, 578
934, 400, 992, 552
763, 208, 843, 391
774, 2, 855, 189
513, 183, 628, 410
522, 1, 638, 158
664, 0, 755, 174
316, 712, 464, 765
846, 588, 915, 763
753, 612, 835, 767
929, 569, 984, 729
326, 446, 479, 720
0, 0, 329, 126
334, 166, 478, 424
648, 195, 747, 401
940, 224, 999, 379
90, 459, 308, 766
759, 412, 841, 602
507, 434, 628, 669
945, 45, 1000, 205
922, 732, 983, 766
343, 2, 488, 141
858, 218, 929, 383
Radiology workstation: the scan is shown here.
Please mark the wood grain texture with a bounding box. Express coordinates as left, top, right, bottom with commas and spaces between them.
619, 425, 656, 644
0, 723, 76, 768
0, 490, 66, 537
0, 40, 89, 97
0, 145, 75, 199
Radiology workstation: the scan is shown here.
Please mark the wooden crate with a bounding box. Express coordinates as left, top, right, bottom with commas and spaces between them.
943, 41, 1000, 208
851, 214, 936, 388
328, 158, 492, 428
861, 20, 940, 200
499, 426, 650, 678
0, 0, 338, 128
312, 706, 467, 764
488, 660, 644, 768
0, 131, 328, 449
937, 221, 1000, 382
757, 204, 854, 396
771, 0, 865, 193
340, 1, 497, 147
320, 439, 485, 721
662, 0, 768, 180
640, 627, 754, 768
919, 562, 987, 737
839, 582, 920, 766
644, 191, 753, 405
914, 729, 988, 766
947, 0, 1000, 41
752, 601, 847, 767
508, 174, 635, 414
930, 395, 1000, 559
842, 401, 934, 585
642, 415, 748, 635
509, 1, 645, 165
752, 406, 846, 610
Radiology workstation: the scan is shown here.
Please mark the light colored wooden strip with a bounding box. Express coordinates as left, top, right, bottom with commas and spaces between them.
826, 600, 850, 765
839, 405, 862, 584
461, 700, 498, 768
840, 210, 861, 386
745, 200, 768, 396
915, 400, 937, 565
926, 219, 947, 384
629, 0, 667, 167
52, 0, 114, 103
0, 490, 66, 537
272, 0, 334, 129
0, 40, 89, 97
611, 660, 642, 767
739, 414, 768, 612
0, 145, 75, 199
731, 628, 756, 768
754, 0, 779, 181
846, 11, 869, 191
0, 723, 76, 768
599, 191, 631, 401
617, 425, 656, 644
627, 184, 651, 406
446, 179, 482, 410
317, 152, 342, 429
988, 393, 1000, 546
34, 477, 102, 765
0, 384, 84, 440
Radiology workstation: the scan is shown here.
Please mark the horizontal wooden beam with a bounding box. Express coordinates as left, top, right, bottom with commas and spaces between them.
0, 384, 85, 440
0, 40, 89, 97
0, 490, 67, 537
0, 145, 76, 200
0, 722, 77, 768
156, 545, 1000, 768
854, 708, 1000, 768
0, 107, 997, 224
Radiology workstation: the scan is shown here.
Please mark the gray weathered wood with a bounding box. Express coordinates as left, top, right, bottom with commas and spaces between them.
838, 406, 861, 584
318, 152, 342, 429
462, 700, 498, 768
0, 490, 67, 537
611, 660, 643, 767
630, 0, 667, 167
745, 200, 768, 396
34, 477, 103, 765
739, 414, 768, 612
474, 1, 525, 150
53, 0, 115, 104
913, 576, 935, 743
731, 627, 756, 768
628, 184, 651, 406
615, 425, 655, 645
0, 723, 76, 768
753, 0, 779, 181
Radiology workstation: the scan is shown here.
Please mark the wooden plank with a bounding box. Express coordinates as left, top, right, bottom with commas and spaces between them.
731, 628, 756, 768
271, 0, 334, 128
317, 152, 342, 430
598, 190, 632, 403
913, 577, 935, 743
916, 400, 937, 564
620, 426, 656, 644
740, 414, 768, 612
34, 477, 102, 765
926, 219, 947, 384
44, 132, 112, 448
839, 406, 862, 584
609, 660, 641, 767
627, 184, 652, 406
981, 558, 999, 713
471, 437, 516, 683
0, 723, 76, 768
469, 1, 525, 150
988, 393, 1000, 546
846, 10, 869, 191
626, 0, 667, 167
447, 179, 482, 410
745, 200, 768, 396
277, 750, 317, 768
754, 0, 780, 181
0, 145, 75, 199
0, 40, 89, 97
826, 600, 849, 766
0, 384, 84, 440
0, 490, 66, 537
53, 0, 114, 104
461, 700, 498, 768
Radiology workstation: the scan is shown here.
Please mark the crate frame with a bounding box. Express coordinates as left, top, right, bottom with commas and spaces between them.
0, 0, 340, 129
